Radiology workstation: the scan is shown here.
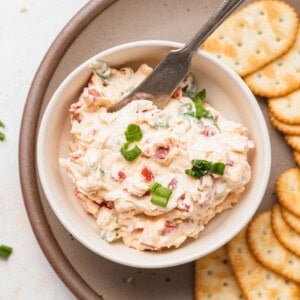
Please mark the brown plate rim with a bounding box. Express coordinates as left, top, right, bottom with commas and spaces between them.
18, 0, 118, 299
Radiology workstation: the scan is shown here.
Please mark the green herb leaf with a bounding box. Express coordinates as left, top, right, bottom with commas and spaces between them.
0, 120, 5, 128
149, 182, 172, 207
0, 244, 13, 259
185, 159, 225, 179
0, 132, 5, 141
124, 124, 143, 142
120, 142, 141, 161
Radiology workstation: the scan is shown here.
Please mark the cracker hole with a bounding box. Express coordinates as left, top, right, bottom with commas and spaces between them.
223, 282, 228, 287
278, 18, 283, 22
296, 68, 300, 73
262, 229, 267, 235
238, 247, 243, 253
239, 294, 244, 299
266, 273, 271, 280
288, 260, 293, 265
239, 23, 245, 28
257, 30, 263, 35
256, 49, 261, 55
285, 279, 290, 284
277, 62, 283, 67
237, 42, 243, 47
219, 35, 224, 40
217, 54, 221, 59
222, 259, 228, 264
276, 37, 281, 42
260, 11, 265, 16
275, 80, 280, 85
247, 269, 252, 275
207, 270, 213, 275
257, 291, 262, 297
267, 249, 273, 254
257, 73, 262, 78
235, 61, 240, 66
207, 293, 212, 299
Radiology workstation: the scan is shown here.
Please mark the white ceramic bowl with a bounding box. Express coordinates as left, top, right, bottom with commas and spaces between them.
37, 40, 271, 268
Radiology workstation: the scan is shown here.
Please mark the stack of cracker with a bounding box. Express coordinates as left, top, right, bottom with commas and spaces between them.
203, 0, 300, 160
195, 172, 300, 299
195, 1, 300, 299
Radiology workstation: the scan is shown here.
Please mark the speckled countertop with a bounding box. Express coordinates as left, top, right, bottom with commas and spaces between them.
0, 1, 88, 299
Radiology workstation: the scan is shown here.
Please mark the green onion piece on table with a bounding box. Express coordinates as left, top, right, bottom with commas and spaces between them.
0, 244, 13, 259
149, 182, 172, 208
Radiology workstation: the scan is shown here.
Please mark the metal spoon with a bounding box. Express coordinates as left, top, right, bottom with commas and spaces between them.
108, 0, 245, 112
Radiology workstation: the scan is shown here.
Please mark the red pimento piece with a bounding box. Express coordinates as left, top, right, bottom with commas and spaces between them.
141, 167, 154, 182
200, 125, 215, 137
71, 112, 81, 123
70, 153, 82, 162
100, 201, 114, 209
118, 171, 126, 181
168, 178, 177, 189
155, 146, 169, 159
88, 88, 100, 97
171, 88, 182, 99
161, 220, 178, 235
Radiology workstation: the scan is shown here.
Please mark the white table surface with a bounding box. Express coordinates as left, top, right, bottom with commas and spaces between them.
0, 1, 89, 299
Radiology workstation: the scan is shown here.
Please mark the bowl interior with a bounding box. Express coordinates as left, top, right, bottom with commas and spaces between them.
37, 40, 271, 268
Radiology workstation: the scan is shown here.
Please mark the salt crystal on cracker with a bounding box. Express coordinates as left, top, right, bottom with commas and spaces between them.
276, 168, 300, 217
281, 204, 300, 234
268, 89, 300, 125
202, 0, 298, 77
245, 26, 300, 97
195, 246, 243, 300
247, 210, 300, 284
272, 204, 300, 257
227, 226, 300, 299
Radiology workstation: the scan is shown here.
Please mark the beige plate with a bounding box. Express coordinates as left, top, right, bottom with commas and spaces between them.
19, 0, 300, 299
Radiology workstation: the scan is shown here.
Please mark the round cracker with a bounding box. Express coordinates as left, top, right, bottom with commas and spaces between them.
285, 135, 300, 152
269, 89, 300, 124
245, 26, 300, 98
294, 151, 300, 167
195, 246, 243, 300
271, 204, 300, 257
269, 113, 300, 135
202, 0, 298, 77
281, 205, 300, 235
276, 168, 300, 217
227, 227, 300, 300
247, 210, 300, 284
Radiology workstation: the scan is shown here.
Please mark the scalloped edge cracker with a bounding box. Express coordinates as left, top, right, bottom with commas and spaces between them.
276, 168, 300, 217
294, 151, 300, 167
285, 135, 300, 152
269, 113, 300, 135
202, 0, 298, 77
195, 246, 243, 300
281, 205, 300, 235
268, 89, 300, 125
271, 204, 300, 256
247, 211, 300, 284
245, 25, 300, 97
227, 226, 300, 299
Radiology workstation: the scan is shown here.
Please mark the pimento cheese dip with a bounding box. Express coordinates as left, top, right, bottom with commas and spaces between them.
59, 61, 254, 251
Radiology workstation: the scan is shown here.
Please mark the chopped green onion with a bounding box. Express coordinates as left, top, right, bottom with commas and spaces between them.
0, 244, 13, 259
0, 132, 5, 141
192, 89, 212, 119
124, 124, 143, 142
0, 120, 5, 128
120, 142, 141, 161
149, 182, 172, 207
185, 159, 225, 179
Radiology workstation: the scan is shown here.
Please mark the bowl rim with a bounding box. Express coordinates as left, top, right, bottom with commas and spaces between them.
37, 40, 271, 268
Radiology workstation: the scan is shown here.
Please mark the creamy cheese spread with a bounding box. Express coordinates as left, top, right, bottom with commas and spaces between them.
59, 61, 254, 251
